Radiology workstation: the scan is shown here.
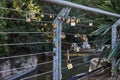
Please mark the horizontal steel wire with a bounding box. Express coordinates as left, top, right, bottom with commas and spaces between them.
0, 53, 92, 79
62, 61, 90, 70
64, 32, 91, 36
0, 48, 99, 60
0, 42, 52, 46
62, 42, 82, 45
0, 7, 57, 16
0, 55, 90, 73
0, 32, 52, 34
0, 52, 95, 73
20, 70, 53, 80
0, 42, 97, 46
62, 53, 100, 61
20, 61, 90, 80
71, 54, 99, 61
0, 7, 105, 23
0, 7, 103, 22
0, 51, 53, 60
0, 17, 52, 23
62, 40, 103, 45
76, 66, 111, 80
0, 61, 53, 73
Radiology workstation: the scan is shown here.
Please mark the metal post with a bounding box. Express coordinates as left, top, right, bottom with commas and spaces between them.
111, 19, 120, 75
53, 7, 71, 80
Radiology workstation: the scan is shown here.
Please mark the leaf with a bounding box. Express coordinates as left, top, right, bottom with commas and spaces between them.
107, 41, 120, 61
101, 25, 111, 36
95, 34, 110, 49
91, 23, 112, 36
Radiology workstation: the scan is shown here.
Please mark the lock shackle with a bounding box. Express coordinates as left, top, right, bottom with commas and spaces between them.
67, 50, 70, 60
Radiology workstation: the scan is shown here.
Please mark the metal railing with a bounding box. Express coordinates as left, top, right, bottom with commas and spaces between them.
0, 4, 108, 80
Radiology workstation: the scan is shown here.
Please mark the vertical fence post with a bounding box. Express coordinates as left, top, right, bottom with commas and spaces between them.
53, 8, 71, 80
111, 19, 120, 76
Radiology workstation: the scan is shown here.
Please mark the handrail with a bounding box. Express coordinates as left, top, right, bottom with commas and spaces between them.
68, 64, 111, 80
42, 0, 120, 18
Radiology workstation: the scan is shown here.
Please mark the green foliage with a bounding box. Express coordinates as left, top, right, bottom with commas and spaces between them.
91, 0, 120, 75
91, 23, 112, 36
107, 41, 120, 61
0, 0, 9, 57
0, 0, 53, 57
99, 0, 120, 13
12, 0, 42, 21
